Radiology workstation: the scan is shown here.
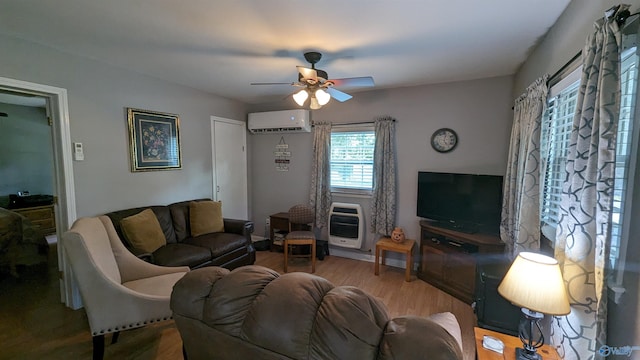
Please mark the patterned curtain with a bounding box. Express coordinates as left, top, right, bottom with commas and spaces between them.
551, 5, 626, 360
370, 116, 397, 236
500, 76, 549, 257
309, 122, 332, 228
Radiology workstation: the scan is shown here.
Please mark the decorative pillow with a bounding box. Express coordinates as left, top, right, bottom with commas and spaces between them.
120, 208, 166, 254
190, 200, 224, 237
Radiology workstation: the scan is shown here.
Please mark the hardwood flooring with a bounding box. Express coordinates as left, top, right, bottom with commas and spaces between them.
0, 247, 477, 360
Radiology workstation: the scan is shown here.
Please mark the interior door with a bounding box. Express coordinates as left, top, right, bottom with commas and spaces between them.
211, 116, 248, 219
0, 77, 78, 308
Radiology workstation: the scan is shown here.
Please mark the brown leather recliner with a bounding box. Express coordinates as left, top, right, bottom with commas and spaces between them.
170, 265, 463, 360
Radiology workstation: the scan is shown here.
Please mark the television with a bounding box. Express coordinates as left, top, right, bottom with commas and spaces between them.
416, 171, 503, 235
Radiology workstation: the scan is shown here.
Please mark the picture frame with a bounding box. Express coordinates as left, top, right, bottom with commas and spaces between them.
127, 107, 182, 172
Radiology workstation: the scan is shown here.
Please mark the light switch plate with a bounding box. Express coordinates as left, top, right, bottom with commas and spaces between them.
73, 142, 84, 161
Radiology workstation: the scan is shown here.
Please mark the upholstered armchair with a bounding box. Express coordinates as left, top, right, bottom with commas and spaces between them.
284, 204, 316, 273
62, 215, 189, 360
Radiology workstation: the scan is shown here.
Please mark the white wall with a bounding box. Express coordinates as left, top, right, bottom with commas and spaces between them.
0, 34, 247, 218
248, 75, 513, 260
515, 0, 640, 94
515, 0, 640, 348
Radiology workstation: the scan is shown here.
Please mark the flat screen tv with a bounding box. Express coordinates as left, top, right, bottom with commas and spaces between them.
417, 171, 503, 235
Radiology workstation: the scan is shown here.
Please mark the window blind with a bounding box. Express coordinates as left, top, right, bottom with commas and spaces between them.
330, 130, 375, 191
541, 77, 579, 229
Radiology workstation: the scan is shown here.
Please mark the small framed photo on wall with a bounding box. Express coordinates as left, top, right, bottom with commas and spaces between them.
127, 107, 182, 172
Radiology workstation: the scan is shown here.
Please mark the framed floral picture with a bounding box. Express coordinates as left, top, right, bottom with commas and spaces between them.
127, 108, 182, 171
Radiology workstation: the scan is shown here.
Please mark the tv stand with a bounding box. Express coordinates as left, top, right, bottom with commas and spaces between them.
430, 220, 478, 234
418, 220, 504, 304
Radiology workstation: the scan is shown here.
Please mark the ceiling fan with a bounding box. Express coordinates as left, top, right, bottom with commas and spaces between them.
251, 51, 374, 109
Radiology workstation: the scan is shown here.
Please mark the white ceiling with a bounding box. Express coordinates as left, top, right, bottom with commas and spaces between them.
0, 0, 570, 104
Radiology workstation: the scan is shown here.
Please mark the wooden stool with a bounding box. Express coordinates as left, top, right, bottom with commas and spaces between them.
375, 237, 415, 282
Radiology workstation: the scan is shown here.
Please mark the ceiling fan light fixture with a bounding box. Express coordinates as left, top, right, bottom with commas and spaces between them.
252, 51, 373, 106
309, 97, 321, 110
315, 89, 331, 106
293, 89, 309, 106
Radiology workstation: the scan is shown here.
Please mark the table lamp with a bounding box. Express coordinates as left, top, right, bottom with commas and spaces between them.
497, 252, 570, 360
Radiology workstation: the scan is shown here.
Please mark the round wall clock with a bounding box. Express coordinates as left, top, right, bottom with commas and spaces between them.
430, 128, 458, 153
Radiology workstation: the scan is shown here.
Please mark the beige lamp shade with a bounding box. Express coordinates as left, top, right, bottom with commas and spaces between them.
498, 252, 570, 316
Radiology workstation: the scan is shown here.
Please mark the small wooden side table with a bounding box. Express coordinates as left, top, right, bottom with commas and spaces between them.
374, 237, 415, 282
269, 212, 289, 251
474, 327, 561, 360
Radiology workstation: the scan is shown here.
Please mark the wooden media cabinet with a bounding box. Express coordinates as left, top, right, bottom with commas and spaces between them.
418, 220, 504, 304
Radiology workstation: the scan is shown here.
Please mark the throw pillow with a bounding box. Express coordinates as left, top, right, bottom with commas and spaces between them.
190, 200, 224, 237
120, 208, 166, 254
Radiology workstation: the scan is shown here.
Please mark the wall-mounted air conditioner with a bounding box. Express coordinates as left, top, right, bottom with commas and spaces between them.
247, 109, 311, 134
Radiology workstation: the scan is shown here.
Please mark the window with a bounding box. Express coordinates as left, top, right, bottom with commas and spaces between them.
540, 48, 638, 283
540, 72, 580, 236
610, 47, 639, 273
330, 126, 375, 192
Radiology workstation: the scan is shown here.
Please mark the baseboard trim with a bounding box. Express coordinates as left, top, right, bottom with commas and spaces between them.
251, 235, 268, 242
329, 246, 415, 270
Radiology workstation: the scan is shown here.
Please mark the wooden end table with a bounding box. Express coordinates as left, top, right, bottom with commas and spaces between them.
474, 327, 561, 360
374, 237, 415, 282
269, 212, 289, 251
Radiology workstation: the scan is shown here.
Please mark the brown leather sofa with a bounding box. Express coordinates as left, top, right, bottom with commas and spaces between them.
104, 199, 255, 269
171, 265, 464, 360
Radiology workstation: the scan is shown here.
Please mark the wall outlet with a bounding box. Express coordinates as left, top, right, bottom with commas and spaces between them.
265, 217, 270, 226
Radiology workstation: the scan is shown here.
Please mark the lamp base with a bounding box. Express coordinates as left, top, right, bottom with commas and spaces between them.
516, 347, 541, 360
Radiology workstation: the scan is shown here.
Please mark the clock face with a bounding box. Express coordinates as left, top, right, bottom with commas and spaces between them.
431, 128, 458, 153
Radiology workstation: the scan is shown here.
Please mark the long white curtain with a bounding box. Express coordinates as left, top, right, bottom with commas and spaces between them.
552, 5, 626, 360
309, 122, 332, 228
500, 76, 548, 257
370, 116, 397, 236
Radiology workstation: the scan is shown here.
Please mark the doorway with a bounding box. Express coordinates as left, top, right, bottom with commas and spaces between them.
0, 92, 55, 263
0, 76, 77, 307
211, 116, 248, 220
0, 92, 52, 204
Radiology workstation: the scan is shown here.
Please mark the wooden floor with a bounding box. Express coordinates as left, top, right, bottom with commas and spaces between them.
0, 247, 477, 360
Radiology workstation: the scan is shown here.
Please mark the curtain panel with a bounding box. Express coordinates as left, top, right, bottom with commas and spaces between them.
309, 122, 332, 228
370, 116, 397, 236
551, 5, 627, 360
500, 75, 549, 257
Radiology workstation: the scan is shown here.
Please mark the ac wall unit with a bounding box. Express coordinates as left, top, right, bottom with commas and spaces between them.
247, 109, 311, 134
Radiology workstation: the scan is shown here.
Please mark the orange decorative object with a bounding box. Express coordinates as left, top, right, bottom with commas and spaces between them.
391, 227, 405, 243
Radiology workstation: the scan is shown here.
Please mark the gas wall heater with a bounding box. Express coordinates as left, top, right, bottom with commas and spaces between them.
329, 202, 364, 249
